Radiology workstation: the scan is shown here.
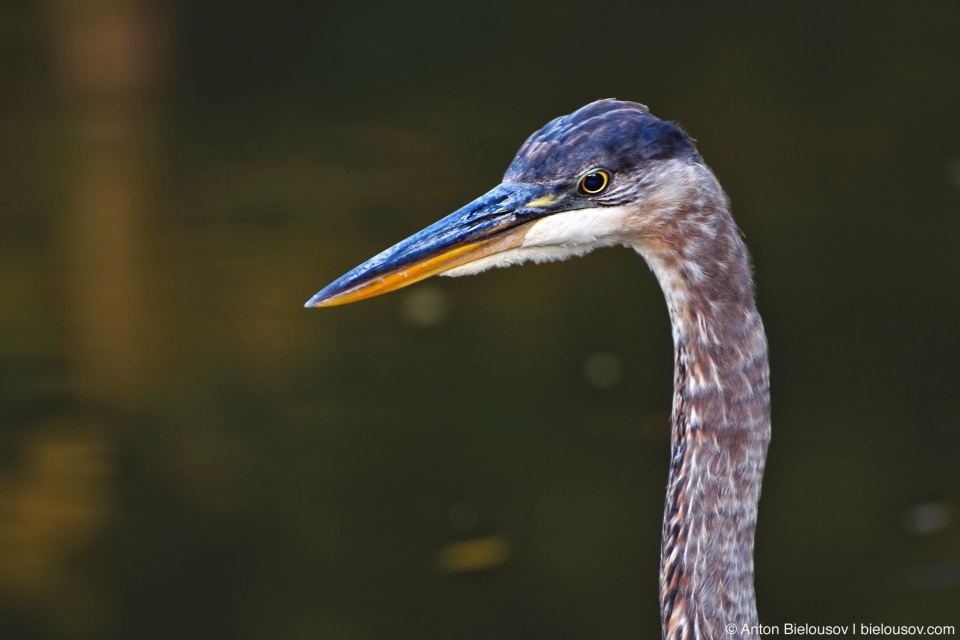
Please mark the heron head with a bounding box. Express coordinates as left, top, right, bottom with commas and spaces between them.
306, 99, 702, 308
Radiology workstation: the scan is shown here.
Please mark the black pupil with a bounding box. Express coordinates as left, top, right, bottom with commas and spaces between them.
582, 172, 605, 193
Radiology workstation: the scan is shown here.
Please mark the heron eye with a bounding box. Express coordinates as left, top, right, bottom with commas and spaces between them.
579, 170, 609, 195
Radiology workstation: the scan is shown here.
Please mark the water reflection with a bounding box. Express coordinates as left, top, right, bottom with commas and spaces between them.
399, 287, 450, 329
1, 0, 959, 638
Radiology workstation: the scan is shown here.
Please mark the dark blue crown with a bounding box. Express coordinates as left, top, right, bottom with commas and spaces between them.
504, 99, 700, 183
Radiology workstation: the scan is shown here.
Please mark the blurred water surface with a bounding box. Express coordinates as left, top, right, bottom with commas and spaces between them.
1, 0, 959, 638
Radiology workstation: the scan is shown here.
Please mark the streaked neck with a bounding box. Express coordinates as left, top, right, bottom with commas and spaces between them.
635, 172, 771, 640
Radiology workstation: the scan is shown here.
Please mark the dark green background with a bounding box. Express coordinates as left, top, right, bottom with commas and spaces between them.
2, 0, 958, 638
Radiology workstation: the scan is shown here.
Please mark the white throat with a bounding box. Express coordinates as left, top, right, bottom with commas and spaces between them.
441, 205, 637, 277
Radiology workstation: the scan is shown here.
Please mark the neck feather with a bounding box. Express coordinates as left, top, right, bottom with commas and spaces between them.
635, 166, 771, 640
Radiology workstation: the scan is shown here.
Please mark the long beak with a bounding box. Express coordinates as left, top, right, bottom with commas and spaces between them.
305, 182, 567, 307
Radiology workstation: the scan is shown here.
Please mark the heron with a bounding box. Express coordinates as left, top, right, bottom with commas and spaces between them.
306, 99, 771, 640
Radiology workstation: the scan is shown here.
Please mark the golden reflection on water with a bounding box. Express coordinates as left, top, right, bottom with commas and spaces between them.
0, 0, 160, 629
55, 0, 165, 403
0, 424, 111, 599
436, 535, 512, 574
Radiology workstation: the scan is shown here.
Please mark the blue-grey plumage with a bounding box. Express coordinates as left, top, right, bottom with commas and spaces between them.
504, 100, 700, 183
306, 99, 771, 640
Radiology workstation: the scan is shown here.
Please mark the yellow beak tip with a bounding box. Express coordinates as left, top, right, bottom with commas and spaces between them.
305, 226, 527, 310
